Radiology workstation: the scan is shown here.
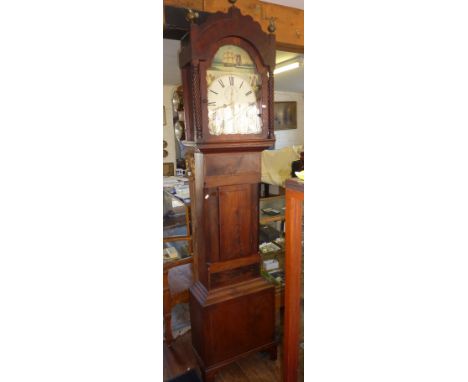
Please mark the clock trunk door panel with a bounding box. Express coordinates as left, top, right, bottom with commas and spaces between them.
218, 183, 258, 261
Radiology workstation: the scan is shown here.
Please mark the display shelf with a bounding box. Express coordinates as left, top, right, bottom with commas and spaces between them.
259, 194, 286, 292
259, 195, 285, 225
163, 189, 193, 345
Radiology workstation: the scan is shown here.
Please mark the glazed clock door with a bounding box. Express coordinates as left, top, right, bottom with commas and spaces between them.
206, 44, 263, 136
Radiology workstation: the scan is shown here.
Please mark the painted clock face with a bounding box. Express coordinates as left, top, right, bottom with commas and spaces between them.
206, 45, 262, 136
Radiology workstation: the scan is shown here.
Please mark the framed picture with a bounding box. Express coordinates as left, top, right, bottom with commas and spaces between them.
274, 101, 297, 130
163, 106, 166, 126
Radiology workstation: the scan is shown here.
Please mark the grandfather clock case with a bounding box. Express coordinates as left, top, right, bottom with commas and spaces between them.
179, 3, 277, 381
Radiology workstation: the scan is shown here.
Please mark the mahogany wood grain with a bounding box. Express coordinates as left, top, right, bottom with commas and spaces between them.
203, 173, 259, 188
283, 178, 303, 382
203, 186, 219, 263
163, 236, 191, 243
209, 264, 259, 289
183, 140, 274, 153
204, 152, 260, 176
208, 253, 260, 273
203, 0, 262, 23
163, 256, 193, 272
218, 184, 256, 260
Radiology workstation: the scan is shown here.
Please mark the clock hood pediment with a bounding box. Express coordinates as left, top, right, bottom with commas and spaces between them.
179, 6, 275, 72
178, 4, 276, 144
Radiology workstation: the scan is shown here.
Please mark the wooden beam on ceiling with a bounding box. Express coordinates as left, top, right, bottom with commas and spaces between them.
163, 0, 304, 53
163, 6, 210, 40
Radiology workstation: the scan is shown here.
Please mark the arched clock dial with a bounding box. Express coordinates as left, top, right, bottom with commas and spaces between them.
205, 44, 263, 136
207, 74, 262, 135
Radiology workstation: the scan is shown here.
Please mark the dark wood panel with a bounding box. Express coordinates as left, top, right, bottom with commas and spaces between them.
210, 263, 259, 289
194, 286, 274, 366
218, 184, 255, 261
206, 287, 275, 365
204, 0, 262, 23
203, 187, 219, 263
205, 152, 260, 176
204, 173, 259, 188
189, 278, 277, 379
189, 290, 206, 362
249, 182, 259, 251
181, 67, 194, 142
208, 253, 260, 273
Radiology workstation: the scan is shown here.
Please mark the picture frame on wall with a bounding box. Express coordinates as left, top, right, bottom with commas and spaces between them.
274, 101, 297, 130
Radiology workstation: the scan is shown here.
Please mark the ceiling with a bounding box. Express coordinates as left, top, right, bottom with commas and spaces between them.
262, 0, 304, 10
163, 39, 304, 93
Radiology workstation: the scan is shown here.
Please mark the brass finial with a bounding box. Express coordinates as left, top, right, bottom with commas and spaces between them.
185, 8, 199, 23
228, 0, 237, 6
268, 17, 276, 33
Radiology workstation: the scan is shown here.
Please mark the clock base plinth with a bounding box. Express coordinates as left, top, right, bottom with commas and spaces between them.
189, 278, 277, 381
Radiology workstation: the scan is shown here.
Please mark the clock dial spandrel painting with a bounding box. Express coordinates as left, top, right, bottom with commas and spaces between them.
206, 45, 262, 136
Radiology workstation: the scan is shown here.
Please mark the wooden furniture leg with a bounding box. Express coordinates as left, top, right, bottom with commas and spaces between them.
163, 269, 173, 344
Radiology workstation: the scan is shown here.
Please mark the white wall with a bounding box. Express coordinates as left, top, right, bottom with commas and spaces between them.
273, 91, 304, 149
163, 85, 178, 167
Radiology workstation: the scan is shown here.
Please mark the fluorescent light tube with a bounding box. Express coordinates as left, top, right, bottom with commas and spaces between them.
274, 61, 300, 75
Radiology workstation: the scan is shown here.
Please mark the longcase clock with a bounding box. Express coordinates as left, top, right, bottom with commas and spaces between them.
178, 2, 277, 381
